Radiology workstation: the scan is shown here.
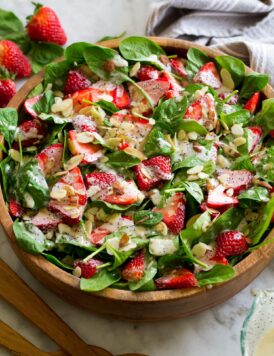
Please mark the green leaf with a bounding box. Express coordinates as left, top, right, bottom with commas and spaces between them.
180, 211, 211, 246
16, 159, 49, 209
254, 146, 274, 183
0, 108, 18, 148
144, 128, 173, 157
107, 151, 141, 168
55, 233, 96, 252
215, 55, 245, 87
33, 90, 55, 114
27, 83, 44, 98
220, 109, 250, 127
178, 119, 207, 135
0, 156, 15, 200
39, 113, 71, 125
173, 155, 204, 171
0, 9, 24, 36
196, 264, 236, 286
91, 200, 140, 212
186, 47, 210, 74
42, 253, 73, 270
249, 197, 274, 245
128, 259, 157, 291
3, 32, 31, 54
183, 182, 204, 204
133, 210, 162, 227
80, 269, 120, 292
181, 239, 208, 268
98, 31, 126, 42
255, 98, 274, 134
92, 100, 119, 114
30, 42, 64, 66
199, 208, 244, 244
65, 42, 93, 63
239, 73, 269, 100
44, 60, 71, 89
238, 186, 269, 208
231, 155, 255, 171
119, 36, 165, 69
13, 220, 46, 254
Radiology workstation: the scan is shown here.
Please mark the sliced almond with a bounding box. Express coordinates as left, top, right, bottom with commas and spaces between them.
233, 137, 246, 147
64, 154, 84, 171
187, 174, 199, 181
73, 266, 82, 278
188, 132, 198, 141
154, 222, 168, 236
124, 147, 146, 161
217, 154, 231, 168
9, 149, 21, 162
105, 137, 121, 148
85, 219, 93, 236
187, 165, 203, 175
226, 188, 234, 197
62, 184, 75, 196
220, 68, 235, 90
231, 124, 244, 137
50, 188, 67, 200
76, 132, 94, 143
129, 62, 141, 77
198, 172, 209, 179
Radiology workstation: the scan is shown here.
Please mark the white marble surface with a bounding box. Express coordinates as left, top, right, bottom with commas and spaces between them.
0, 1, 274, 355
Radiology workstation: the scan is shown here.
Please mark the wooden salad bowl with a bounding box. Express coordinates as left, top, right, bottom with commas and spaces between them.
1, 37, 274, 321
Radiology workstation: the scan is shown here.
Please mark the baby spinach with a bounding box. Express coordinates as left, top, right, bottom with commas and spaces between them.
178, 119, 207, 135
196, 264, 236, 286
16, 159, 49, 209
0, 8, 24, 37
144, 128, 174, 157
107, 151, 141, 168
39, 113, 71, 125
254, 146, 274, 183
27, 83, 44, 98
220, 109, 250, 127
255, 98, 274, 134
30, 42, 64, 72
180, 211, 211, 247
119, 36, 165, 69
98, 32, 126, 42
238, 186, 269, 208
0, 108, 18, 148
239, 72, 269, 100
183, 182, 204, 204
173, 156, 204, 171
181, 239, 208, 269
44, 60, 72, 89
65, 42, 94, 63
231, 155, 255, 172
128, 259, 157, 291
186, 47, 210, 75
92, 100, 119, 114
13, 220, 47, 254
215, 55, 245, 87
33, 90, 55, 115
133, 210, 162, 227
106, 245, 134, 270
80, 269, 120, 292
0, 156, 15, 200
42, 253, 74, 271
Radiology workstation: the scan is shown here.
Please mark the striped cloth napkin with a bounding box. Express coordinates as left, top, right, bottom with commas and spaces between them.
146, 0, 274, 85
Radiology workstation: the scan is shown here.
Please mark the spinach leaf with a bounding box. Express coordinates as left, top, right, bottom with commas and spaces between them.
42, 253, 73, 270
98, 32, 126, 42
106, 243, 134, 270
254, 146, 274, 183
33, 91, 55, 115
39, 113, 71, 125
185, 83, 204, 94
44, 60, 71, 89
183, 182, 204, 204
173, 156, 204, 171
0, 156, 15, 200
238, 186, 269, 208
158, 252, 188, 271
92, 100, 119, 114
30, 42, 64, 69
144, 128, 174, 157
107, 151, 141, 168
215, 55, 245, 87
13, 220, 47, 254
133, 210, 162, 227
186, 47, 210, 74
65, 42, 93, 63
199, 208, 244, 244
0, 108, 18, 148
181, 239, 209, 268
178, 119, 207, 135
180, 211, 211, 246
80, 269, 120, 292
16, 159, 49, 209
220, 109, 250, 127
27, 83, 44, 98
231, 155, 255, 172
91, 200, 140, 212
128, 259, 157, 291
119, 36, 165, 69
83, 45, 129, 84
55, 233, 96, 252
47, 123, 67, 145
0, 9, 24, 37
240, 73, 269, 100
249, 197, 274, 245
255, 98, 274, 134
196, 264, 235, 286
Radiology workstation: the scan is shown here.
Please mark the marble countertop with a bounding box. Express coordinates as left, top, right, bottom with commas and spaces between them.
1, 1, 274, 355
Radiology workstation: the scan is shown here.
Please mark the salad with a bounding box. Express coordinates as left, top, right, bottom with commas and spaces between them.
0, 37, 273, 293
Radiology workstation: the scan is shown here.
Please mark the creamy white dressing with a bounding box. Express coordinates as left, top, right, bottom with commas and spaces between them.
254, 328, 274, 356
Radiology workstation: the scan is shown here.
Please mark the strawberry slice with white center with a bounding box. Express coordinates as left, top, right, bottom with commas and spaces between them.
121, 250, 145, 282
243, 92, 260, 114
15, 119, 46, 147
193, 62, 221, 89
58, 167, 87, 205
153, 192, 186, 234
36, 143, 63, 176
170, 58, 187, 77
134, 155, 172, 192
137, 65, 159, 81
113, 84, 131, 109
184, 93, 217, 131
155, 268, 198, 290
24, 95, 42, 119
247, 126, 263, 153
72, 115, 97, 133
30, 208, 62, 231
86, 171, 144, 206
206, 184, 239, 210
48, 201, 85, 225
68, 130, 102, 164
217, 169, 253, 194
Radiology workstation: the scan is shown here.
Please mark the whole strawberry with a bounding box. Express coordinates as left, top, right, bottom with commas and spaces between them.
216, 230, 248, 257
73, 258, 103, 279
0, 40, 31, 78
0, 79, 16, 108
27, 4, 67, 45
64, 70, 91, 95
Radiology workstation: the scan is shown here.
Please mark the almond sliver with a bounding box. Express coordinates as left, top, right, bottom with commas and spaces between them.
64, 154, 84, 171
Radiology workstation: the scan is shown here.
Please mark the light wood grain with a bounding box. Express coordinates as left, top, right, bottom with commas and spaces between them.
2, 37, 274, 321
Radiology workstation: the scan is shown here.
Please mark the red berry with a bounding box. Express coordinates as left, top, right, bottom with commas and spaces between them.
137, 65, 159, 81
0, 40, 31, 78
243, 92, 260, 114
216, 230, 248, 257
27, 5, 67, 45
121, 250, 145, 282
30, 208, 62, 231
9, 200, 24, 218
64, 70, 91, 95
155, 268, 198, 290
193, 62, 221, 89
36, 143, 64, 176
0, 79, 16, 108
170, 58, 187, 77
74, 259, 103, 279
247, 126, 263, 153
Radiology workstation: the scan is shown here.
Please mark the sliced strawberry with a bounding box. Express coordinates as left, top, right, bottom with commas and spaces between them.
112, 85, 131, 109
72, 115, 97, 133
161, 71, 183, 93
184, 100, 202, 120
243, 92, 260, 114
247, 126, 263, 153
9, 200, 24, 218
193, 62, 221, 89
207, 185, 239, 210
48, 201, 85, 225
270, 130, 274, 138
36, 143, 63, 176
74, 258, 103, 278
155, 268, 198, 290
216, 230, 248, 257
58, 167, 87, 205
200, 202, 220, 219
15, 119, 46, 147
137, 65, 159, 81
23, 95, 42, 119
218, 92, 239, 105
170, 58, 187, 77
134, 155, 172, 191
217, 169, 253, 194
86, 172, 116, 191
68, 130, 102, 164
30, 208, 62, 231
64, 70, 91, 95
210, 255, 229, 265
104, 181, 139, 205
131, 78, 170, 106
118, 141, 129, 151
153, 192, 186, 234
121, 250, 145, 282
